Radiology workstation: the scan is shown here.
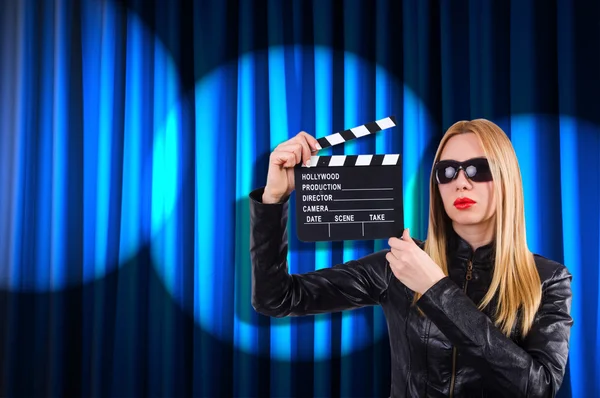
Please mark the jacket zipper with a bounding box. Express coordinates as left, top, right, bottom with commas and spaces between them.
449, 257, 473, 398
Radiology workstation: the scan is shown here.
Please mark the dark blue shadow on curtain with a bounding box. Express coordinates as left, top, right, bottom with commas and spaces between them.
1, 0, 600, 397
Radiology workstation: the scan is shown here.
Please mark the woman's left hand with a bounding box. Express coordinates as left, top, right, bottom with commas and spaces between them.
386, 228, 446, 294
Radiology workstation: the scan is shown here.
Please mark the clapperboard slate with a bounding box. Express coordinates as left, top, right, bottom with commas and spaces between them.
294, 116, 403, 242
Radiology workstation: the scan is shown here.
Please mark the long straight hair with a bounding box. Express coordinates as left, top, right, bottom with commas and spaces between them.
418, 119, 542, 338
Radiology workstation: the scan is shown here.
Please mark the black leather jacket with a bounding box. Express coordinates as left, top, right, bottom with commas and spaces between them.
249, 188, 573, 397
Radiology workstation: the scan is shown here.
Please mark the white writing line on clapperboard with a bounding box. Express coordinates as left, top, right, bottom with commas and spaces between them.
304, 216, 395, 226
301, 196, 394, 202
341, 188, 393, 191
333, 198, 393, 201
329, 208, 394, 212
306, 221, 395, 224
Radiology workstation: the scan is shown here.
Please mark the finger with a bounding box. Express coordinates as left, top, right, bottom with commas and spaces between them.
385, 251, 395, 264
293, 133, 313, 166
274, 143, 303, 166
402, 228, 411, 241
277, 142, 303, 156
271, 148, 297, 167
390, 247, 403, 260
387, 250, 406, 269
388, 236, 410, 250
398, 228, 415, 246
297, 131, 321, 153
272, 151, 298, 168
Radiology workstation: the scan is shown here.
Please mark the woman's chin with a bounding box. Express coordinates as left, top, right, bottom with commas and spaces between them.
450, 212, 485, 226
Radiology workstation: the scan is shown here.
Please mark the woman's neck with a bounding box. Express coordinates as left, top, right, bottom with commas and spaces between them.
452, 219, 495, 251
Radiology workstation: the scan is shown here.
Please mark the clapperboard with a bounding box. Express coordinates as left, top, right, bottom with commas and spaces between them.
294, 116, 403, 242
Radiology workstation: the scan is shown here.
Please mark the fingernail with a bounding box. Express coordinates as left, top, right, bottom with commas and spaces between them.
305, 160, 311, 167
315, 143, 322, 150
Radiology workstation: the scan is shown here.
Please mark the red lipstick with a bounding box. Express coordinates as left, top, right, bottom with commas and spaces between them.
454, 197, 476, 210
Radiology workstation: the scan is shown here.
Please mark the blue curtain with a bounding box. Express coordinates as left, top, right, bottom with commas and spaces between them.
0, 0, 598, 396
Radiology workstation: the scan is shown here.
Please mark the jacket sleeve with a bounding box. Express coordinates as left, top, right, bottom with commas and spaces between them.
249, 187, 393, 317
416, 267, 573, 397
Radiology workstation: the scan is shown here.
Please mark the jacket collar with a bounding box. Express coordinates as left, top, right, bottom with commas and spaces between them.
447, 227, 495, 266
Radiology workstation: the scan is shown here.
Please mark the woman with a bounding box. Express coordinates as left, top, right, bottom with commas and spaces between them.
249, 119, 573, 397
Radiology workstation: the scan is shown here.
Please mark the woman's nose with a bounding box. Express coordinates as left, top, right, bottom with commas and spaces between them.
454, 169, 472, 190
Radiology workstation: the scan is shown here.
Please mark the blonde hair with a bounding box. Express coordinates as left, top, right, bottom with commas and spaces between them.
417, 119, 541, 338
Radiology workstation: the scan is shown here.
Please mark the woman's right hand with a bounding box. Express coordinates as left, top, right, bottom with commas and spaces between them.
262, 131, 321, 204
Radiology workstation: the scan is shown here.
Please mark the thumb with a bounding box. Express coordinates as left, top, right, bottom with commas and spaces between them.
402, 227, 411, 241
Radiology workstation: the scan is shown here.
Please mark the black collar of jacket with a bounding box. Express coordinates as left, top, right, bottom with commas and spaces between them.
447, 227, 495, 267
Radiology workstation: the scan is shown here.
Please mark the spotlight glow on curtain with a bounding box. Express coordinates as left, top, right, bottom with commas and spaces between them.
152, 45, 429, 361
1, 0, 599, 396
0, 0, 183, 291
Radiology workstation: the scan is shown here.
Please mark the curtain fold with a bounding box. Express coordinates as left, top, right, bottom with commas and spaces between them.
0, 0, 598, 396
